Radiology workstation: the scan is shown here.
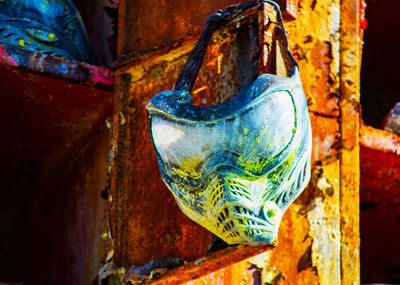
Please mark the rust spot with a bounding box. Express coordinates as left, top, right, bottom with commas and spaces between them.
247, 264, 262, 285
297, 245, 313, 273
310, 0, 317, 10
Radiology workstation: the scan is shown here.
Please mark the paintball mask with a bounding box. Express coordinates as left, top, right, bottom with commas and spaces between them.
0, 0, 90, 61
147, 0, 312, 245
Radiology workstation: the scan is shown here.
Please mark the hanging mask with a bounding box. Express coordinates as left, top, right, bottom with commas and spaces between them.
0, 0, 90, 61
147, 0, 312, 245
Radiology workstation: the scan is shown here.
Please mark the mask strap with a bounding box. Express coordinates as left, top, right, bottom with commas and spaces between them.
173, 0, 297, 92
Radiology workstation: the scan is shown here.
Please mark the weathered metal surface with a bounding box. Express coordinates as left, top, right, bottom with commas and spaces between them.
111, 0, 362, 283
0, 43, 114, 88
117, 0, 296, 64
0, 61, 113, 283
117, 0, 240, 63
339, 0, 362, 283
284, 0, 341, 117
360, 125, 400, 283
286, 0, 344, 283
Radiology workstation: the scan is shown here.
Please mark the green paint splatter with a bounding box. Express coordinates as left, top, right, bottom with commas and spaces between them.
266, 208, 276, 218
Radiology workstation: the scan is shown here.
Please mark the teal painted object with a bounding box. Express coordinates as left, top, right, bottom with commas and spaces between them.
147, 1, 312, 245
0, 0, 90, 62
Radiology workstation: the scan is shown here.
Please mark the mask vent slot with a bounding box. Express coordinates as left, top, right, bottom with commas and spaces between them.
285, 156, 310, 204
233, 205, 256, 217
244, 229, 266, 237
210, 180, 224, 208
222, 220, 235, 233
225, 178, 253, 201
228, 231, 240, 238
216, 206, 230, 224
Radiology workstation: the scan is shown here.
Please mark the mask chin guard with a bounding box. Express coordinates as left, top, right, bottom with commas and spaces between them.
147, 0, 312, 245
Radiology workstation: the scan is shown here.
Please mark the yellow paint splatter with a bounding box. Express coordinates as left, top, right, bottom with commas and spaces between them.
18, 39, 24, 47
48, 33, 55, 40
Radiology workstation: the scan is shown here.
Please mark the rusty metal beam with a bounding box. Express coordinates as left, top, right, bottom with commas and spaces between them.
339, 0, 362, 284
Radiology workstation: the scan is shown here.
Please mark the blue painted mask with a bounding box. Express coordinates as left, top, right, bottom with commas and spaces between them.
0, 0, 90, 61
147, 1, 312, 245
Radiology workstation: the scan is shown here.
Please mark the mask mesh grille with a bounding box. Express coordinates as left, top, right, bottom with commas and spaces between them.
215, 204, 272, 243
225, 177, 252, 201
